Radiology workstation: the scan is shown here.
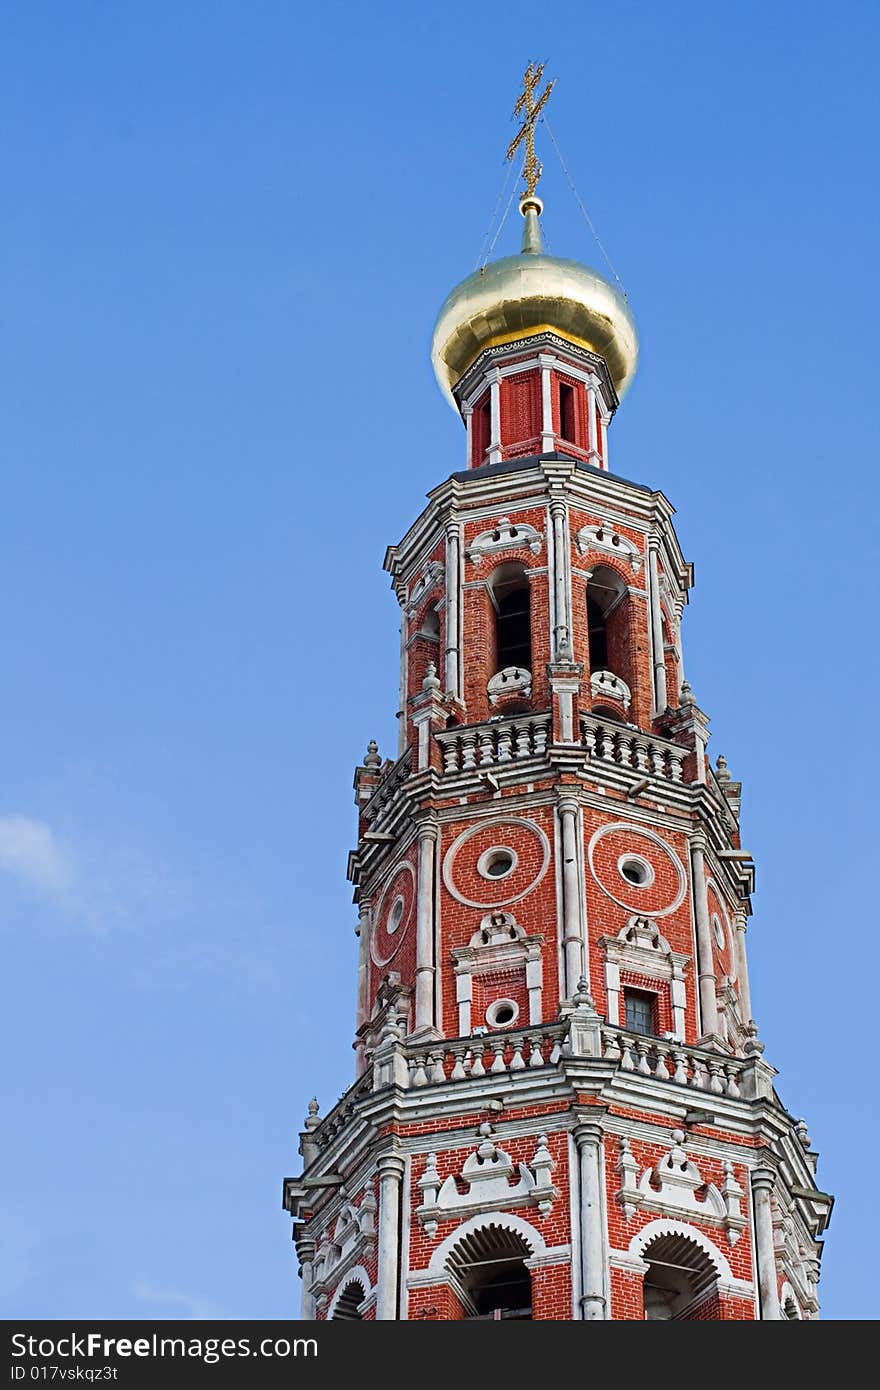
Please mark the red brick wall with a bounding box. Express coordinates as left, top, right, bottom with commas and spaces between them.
438, 802, 560, 1034
610, 1266, 645, 1320
501, 372, 540, 452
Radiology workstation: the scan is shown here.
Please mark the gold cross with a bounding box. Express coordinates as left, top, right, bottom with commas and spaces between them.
506, 62, 555, 200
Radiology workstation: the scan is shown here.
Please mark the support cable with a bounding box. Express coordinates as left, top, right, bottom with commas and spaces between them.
475, 156, 518, 271
482, 167, 522, 268
542, 114, 628, 299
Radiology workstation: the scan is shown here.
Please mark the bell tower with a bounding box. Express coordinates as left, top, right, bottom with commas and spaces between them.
283, 74, 832, 1321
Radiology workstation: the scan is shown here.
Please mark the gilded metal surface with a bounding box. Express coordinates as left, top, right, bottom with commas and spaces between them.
506, 62, 555, 200
431, 251, 639, 410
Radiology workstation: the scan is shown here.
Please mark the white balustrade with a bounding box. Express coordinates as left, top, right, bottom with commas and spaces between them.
601, 1027, 744, 1098
581, 713, 687, 784
438, 713, 552, 775
405, 1027, 565, 1088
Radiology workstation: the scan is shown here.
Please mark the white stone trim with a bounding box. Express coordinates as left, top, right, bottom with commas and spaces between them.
617, 852, 655, 889
459, 348, 614, 416
476, 845, 519, 881
421, 1209, 551, 1278
485, 996, 520, 1028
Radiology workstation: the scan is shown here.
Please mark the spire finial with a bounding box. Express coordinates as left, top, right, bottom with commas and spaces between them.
506, 62, 555, 219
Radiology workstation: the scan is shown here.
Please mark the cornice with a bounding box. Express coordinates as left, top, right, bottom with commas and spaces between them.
385, 457, 694, 609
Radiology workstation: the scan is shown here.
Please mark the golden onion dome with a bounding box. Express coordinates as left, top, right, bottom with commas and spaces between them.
431, 198, 638, 411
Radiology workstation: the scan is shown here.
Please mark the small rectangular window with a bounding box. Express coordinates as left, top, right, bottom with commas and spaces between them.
624, 989, 657, 1037
559, 382, 577, 443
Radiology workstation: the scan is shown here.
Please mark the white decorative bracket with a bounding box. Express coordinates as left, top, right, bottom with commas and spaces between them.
488, 666, 532, 705
615, 1130, 745, 1246
467, 518, 543, 565
416, 1125, 558, 1238
590, 668, 632, 710
576, 523, 642, 571
406, 561, 445, 616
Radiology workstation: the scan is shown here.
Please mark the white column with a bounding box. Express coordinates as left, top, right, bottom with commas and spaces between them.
672, 611, 684, 703
414, 822, 438, 1034
670, 970, 687, 1040
397, 596, 408, 757
648, 541, 668, 714
463, 405, 473, 468
558, 796, 586, 997
296, 1235, 316, 1320
734, 909, 753, 1023
574, 1117, 606, 1319
604, 961, 620, 1026
599, 414, 609, 470
586, 383, 599, 462
455, 965, 472, 1036
444, 522, 461, 698
354, 901, 371, 1076
690, 834, 719, 1039
526, 948, 543, 1023
488, 369, 502, 465
376, 1153, 405, 1320
550, 499, 572, 659
539, 354, 554, 452
752, 1167, 781, 1320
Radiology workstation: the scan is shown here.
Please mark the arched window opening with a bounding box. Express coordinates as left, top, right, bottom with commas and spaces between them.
447, 1224, 533, 1320
586, 566, 629, 685
420, 604, 440, 642
332, 1279, 366, 1320
490, 565, 532, 674
642, 1234, 720, 1320
592, 704, 625, 723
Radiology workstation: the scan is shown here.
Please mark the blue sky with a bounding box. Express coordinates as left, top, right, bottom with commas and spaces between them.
1, 1, 877, 1320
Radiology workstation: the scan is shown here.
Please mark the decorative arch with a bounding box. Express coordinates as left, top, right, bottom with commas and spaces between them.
426, 1210, 547, 1276
413, 597, 442, 640
629, 1218, 734, 1284
327, 1265, 373, 1321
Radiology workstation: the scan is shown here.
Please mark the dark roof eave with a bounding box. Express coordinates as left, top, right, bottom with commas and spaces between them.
450, 451, 653, 495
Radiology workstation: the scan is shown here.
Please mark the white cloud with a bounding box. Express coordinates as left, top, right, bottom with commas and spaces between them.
0, 811, 187, 938
0, 815, 75, 900
132, 1280, 225, 1320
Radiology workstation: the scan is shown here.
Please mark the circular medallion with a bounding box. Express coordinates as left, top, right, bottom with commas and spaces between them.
442, 816, 551, 909
370, 861, 416, 968
587, 822, 686, 917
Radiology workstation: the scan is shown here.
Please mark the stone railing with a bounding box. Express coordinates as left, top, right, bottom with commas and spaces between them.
370, 1012, 769, 1100
580, 713, 688, 784
601, 1026, 746, 1098
302, 1069, 374, 1159
436, 712, 552, 775
404, 1023, 568, 1087
361, 746, 413, 824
